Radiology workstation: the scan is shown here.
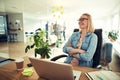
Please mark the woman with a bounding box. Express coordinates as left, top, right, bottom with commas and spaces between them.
63, 13, 98, 67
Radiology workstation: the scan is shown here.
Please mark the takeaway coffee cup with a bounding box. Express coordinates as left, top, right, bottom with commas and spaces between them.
15, 58, 24, 71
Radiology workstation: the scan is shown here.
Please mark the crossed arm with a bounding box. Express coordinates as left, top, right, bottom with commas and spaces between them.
67, 42, 85, 55
63, 33, 97, 61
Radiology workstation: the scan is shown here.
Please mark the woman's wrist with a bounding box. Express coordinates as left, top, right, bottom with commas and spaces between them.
79, 49, 85, 54
69, 48, 77, 54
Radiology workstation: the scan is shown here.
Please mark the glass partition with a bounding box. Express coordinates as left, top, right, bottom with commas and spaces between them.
0, 0, 9, 58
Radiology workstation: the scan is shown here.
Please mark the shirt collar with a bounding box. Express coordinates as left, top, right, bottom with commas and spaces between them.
79, 31, 92, 37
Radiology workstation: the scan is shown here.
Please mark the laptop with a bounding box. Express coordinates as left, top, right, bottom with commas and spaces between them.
29, 57, 81, 80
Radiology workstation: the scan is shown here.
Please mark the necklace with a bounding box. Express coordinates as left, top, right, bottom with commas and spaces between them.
76, 32, 87, 49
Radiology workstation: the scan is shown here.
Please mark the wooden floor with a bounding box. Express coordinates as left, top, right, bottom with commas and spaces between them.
0, 42, 120, 72
0, 42, 38, 59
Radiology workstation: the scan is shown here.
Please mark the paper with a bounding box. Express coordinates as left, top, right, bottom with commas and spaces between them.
73, 70, 81, 80
86, 70, 120, 80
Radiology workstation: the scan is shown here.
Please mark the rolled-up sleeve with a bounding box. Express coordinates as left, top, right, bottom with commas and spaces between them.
76, 34, 98, 61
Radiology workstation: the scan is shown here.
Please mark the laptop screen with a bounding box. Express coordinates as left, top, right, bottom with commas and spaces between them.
29, 57, 75, 80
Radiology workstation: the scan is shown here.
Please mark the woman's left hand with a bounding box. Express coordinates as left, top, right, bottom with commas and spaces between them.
70, 57, 79, 66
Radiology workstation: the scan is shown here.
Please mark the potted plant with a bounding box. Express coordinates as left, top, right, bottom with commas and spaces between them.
108, 30, 119, 42
25, 28, 51, 59
55, 39, 62, 47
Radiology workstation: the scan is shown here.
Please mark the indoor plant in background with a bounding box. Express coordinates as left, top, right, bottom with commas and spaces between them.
25, 28, 51, 59
108, 30, 119, 42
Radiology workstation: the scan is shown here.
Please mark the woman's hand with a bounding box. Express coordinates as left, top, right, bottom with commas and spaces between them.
78, 49, 85, 54
70, 57, 79, 66
69, 48, 85, 54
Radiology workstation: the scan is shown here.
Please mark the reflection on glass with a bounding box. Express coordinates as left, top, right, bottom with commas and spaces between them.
0, 15, 9, 58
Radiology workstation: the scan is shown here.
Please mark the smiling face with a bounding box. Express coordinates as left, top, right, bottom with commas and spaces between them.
78, 14, 88, 30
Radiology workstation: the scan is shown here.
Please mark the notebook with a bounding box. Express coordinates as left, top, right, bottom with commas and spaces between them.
86, 70, 120, 80
29, 57, 81, 80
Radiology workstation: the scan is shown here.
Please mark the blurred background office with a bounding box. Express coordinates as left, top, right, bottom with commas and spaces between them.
0, 0, 120, 71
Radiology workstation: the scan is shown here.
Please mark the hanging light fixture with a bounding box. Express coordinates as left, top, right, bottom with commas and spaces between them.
51, 0, 64, 19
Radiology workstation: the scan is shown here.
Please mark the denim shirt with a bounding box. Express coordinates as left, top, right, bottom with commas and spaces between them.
63, 32, 98, 67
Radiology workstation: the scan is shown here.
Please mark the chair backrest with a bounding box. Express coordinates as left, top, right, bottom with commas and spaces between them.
73, 29, 79, 32
93, 29, 102, 68
73, 28, 103, 68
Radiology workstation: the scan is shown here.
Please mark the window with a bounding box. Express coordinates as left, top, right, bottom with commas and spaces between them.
112, 14, 119, 30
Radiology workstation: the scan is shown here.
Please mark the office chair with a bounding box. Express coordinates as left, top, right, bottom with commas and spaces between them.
51, 29, 103, 68
93, 29, 102, 68
101, 42, 113, 70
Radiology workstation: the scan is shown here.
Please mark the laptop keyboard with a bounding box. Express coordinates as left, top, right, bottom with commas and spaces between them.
73, 70, 81, 80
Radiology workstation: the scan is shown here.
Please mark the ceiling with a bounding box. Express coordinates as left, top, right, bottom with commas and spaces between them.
0, 0, 120, 20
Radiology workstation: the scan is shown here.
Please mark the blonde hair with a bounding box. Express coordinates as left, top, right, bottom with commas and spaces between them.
82, 13, 95, 33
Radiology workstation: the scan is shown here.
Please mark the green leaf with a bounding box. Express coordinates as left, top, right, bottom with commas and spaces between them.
31, 44, 35, 48
25, 45, 31, 53
35, 53, 37, 57
46, 53, 50, 58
